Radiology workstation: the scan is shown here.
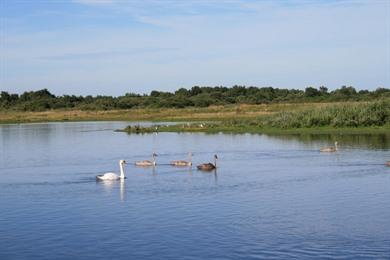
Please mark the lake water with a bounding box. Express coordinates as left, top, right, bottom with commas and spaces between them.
0, 122, 389, 260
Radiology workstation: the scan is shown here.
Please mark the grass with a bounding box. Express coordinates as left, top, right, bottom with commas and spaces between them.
118, 100, 390, 134
2, 100, 389, 135
0, 102, 327, 124
260, 100, 390, 128
117, 123, 390, 135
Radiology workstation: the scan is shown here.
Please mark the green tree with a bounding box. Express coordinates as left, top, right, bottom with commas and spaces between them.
305, 87, 320, 97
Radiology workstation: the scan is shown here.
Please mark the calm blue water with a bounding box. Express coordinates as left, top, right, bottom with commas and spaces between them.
0, 122, 389, 260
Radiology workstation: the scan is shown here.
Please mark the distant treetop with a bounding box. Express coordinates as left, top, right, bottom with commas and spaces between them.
1, 85, 389, 111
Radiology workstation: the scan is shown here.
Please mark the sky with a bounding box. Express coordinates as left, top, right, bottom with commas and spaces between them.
0, 0, 389, 96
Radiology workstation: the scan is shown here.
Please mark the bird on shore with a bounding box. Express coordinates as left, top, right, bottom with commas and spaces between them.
135, 153, 157, 166
320, 141, 338, 152
197, 154, 218, 171
96, 160, 127, 180
171, 152, 193, 167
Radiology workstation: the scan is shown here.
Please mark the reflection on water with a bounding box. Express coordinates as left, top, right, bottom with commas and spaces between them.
265, 132, 390, 150
0, 122, 389, 260
120, 179, 125, 201
97, 178, 127, 202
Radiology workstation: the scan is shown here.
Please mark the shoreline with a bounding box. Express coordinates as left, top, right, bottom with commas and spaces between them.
0, 101, 384, 124
1, 117, 388, 135
0, 105, 273, 124
2, 101, 388, 135
117, 124, 390, 135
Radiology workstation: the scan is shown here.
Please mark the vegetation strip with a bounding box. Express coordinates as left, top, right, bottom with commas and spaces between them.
1, 86, 389, 111
118, 100, 390, 134
1, 87, 388, 129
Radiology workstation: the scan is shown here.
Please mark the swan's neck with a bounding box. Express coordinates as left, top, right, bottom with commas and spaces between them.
335, 143, 338, 150
214, 158, 217, 168
119, 163, 125, 179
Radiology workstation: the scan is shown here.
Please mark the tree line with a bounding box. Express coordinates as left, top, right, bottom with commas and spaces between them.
1, 85, 389, 111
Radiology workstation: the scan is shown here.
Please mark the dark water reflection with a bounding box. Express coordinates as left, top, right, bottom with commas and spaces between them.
0, 122, 389, 260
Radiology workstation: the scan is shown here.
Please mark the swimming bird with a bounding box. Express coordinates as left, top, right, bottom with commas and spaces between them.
135, 153, 157, 166
171, 152, 192, 166
386, 161, 390, 167
96, 160, 127, 181
320, 141, 338, 152
197, 154, 218, 171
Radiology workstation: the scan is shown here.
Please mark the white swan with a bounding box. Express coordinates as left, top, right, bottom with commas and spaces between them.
96, 160, 127, 180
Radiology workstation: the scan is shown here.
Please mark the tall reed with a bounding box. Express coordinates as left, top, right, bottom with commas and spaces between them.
258, 100, 390, 128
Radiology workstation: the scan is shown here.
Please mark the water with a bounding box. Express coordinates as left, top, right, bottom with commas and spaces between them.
0, 122, 389, 260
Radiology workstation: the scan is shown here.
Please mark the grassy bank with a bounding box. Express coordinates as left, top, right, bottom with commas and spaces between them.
118, 100, 390, 134
2, 100, 389, 136
260, 100, 389, 128
117, 123, 390, 135
0, 102, 335, 124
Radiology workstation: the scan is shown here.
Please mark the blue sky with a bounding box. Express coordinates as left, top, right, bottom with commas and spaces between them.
0, 0, 389, 95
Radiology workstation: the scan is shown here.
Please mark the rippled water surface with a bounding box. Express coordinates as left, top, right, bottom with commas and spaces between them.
1, 122, 389, 259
